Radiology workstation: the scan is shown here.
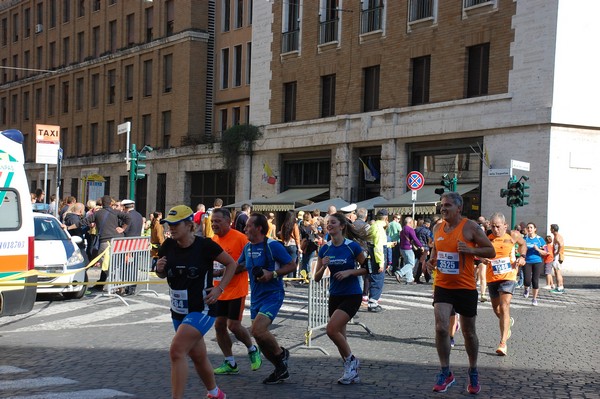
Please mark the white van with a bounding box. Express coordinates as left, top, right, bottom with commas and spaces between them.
0, 129, 36, 316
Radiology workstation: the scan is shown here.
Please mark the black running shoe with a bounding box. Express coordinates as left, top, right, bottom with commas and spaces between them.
263, 367, 289, 384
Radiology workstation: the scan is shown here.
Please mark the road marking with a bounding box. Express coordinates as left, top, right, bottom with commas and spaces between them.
0, 365, 26, 374
0, 377, 76, 390
13, 389, 133, 398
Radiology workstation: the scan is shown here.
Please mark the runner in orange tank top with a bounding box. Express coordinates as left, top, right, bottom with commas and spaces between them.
425, 192, 495, 394
480, 212, 526, 356
210, 208, 262, 375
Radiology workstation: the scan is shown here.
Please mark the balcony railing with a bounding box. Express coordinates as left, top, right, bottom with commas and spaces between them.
282, 29, 299, 53
319, 19, 338, 45
360, 6, 383, 34
409, 0, 433, 22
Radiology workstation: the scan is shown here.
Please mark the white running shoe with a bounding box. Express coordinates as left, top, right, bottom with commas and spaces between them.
338, 357, 360, 385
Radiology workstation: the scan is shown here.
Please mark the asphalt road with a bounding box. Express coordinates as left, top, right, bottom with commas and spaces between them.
1, 274, 599, 399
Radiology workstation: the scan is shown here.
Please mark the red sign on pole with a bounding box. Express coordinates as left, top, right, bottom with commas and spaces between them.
407, 171, 425, 191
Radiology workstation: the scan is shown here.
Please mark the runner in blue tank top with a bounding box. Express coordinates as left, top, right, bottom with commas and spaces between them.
314, 212, 369, 385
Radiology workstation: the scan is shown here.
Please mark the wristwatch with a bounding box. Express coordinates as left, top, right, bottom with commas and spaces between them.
272, 271, 279, 279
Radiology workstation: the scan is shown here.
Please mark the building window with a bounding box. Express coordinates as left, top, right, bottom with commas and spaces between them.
124, 64, 133, 100
363, 65, 380, 112
91, 73, 99, 107
361, 0, 384, 34
244, 105, 250, 124
10, 94, 17, 123
12, 54, 18, 81
248, 0, 253, 25
107, 69, 116, 104
109, 20, 117, 52
119, 175, 127, 200
145, 7, 153, 41
62, 81, 69, 113
107, 120, 115, 153
0, 97, 5, 125
2, 18, 7, 46
235, 0, 243, 28
93, 0, 101, 12
77, 31, 84, 62
283, 81, 297, 122
35, 88, 42, 118
1, 59, 5, 84
233, 45, 242, 87
166, 1, 174, 36
23, 91, 29, 121
156, 173, 166, 215
24, 8, 31, 38
162, 110, 171, 148
319, 0, 338, 44
409, 0, 435, 22
282, 1, 299, 53
219, 109, 228, 133
222, 0, 230, 32
63, 0, 70, 23
49, 42, 56, 69
232, 107, 241, 125
321, 74, 336, 118
411, 55, 430, 105
60, 127, 67, 157
75, 77, 84, 110
467, 43, 489, 97
77, 0, 85, 17
464, 0, 493, 8
75, 126, 82, 156
126, 14, 135, 45
283, 158, 331, 187
246, 42, 251, 84
71, 177, 79, 197
12, 13, 19, 42
90, 123, 98, 154
143, 60, 153, 96
221, 48, 229, 89
92, 26, 100, 57
163, 54, 173, 93
62, 36, 70, 65
38, 45, 45, 69
142, 114, 151, 145
24, 50, 30, 78
48, 84, 55, 116
49, 0, 57, 28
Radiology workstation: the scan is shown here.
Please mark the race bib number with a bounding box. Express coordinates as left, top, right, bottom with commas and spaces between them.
437, 251, 459, 274
213, 261, 224, 282
170, 289, 189, 314
491, 257, 511, 275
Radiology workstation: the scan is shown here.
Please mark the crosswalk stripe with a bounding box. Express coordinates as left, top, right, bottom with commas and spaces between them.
13, 389, 133, 399
0, 377, 76, 390
0, 366, 26, 374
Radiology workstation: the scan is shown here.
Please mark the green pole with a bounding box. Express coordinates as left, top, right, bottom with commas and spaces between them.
451, 174, 458, 192
129, 143, 136, 201
511, 205, 517, 230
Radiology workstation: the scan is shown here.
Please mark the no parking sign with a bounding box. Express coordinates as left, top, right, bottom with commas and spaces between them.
406, 171, 425, 191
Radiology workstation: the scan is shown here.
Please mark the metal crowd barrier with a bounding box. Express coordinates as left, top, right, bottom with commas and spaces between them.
92, 236, 157, 306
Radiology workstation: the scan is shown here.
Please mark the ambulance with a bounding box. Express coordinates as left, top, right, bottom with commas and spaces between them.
0, 129, 36, 316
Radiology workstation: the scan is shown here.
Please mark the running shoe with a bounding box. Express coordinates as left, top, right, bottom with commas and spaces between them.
467, 368, 481, 394
450, 337, 455, 348
213, 360, 239, 375
542, 285, 553, 290
550, 287, 565, 294
262, 367, 289, 384
532, 299, 538, 306
496, 342, 507, 356
338, 356, 360, 385
280, 346, 290, 368
507, 317, 514, 340
207, 388, 226, 399
479, 295, 487, 302
523, 288, 530, 298
433, 371, 455, 393
248, 347, 262, 371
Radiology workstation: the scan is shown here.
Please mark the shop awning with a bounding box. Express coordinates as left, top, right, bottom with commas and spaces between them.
223, 199, 252, 209
354, 196, 386, 211
251, 188, 329, 212
295, 197, 351, 212
374, 184, 479, 215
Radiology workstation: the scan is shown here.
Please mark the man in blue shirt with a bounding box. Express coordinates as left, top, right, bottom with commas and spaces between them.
238, 213, 296, 384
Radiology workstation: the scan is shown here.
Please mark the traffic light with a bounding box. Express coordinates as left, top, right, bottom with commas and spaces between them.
518, 177, 530, 206
507, 179, 520, 207
501, 176, 529, 207
132, 144, 153, 181
435, 174, 457, 197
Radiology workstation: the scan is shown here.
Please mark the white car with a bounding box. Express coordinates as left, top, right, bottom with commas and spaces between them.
33, 213, 88, 299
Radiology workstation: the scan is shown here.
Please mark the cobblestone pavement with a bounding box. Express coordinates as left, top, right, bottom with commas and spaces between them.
1, 274, 599, 398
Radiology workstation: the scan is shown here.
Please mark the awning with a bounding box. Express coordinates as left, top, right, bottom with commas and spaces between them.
251, 188, 329, 212
295, 197, 351, 212
374, 184, 479, 215
223, 199, 252, 209
354, 196, 386, 211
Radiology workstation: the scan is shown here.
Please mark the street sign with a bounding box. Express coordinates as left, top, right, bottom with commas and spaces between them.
407, 171, 425, 191
488, 168, 510, 176
511, 159, 530, 172
411, 190, 417, 201
117, 122, 131, 135
35, 124, 60, 165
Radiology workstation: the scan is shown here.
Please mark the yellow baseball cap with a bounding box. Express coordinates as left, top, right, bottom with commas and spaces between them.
162, 205, 194, 224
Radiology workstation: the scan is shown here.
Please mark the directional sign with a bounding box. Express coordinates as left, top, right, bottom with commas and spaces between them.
406, 171, 425, 191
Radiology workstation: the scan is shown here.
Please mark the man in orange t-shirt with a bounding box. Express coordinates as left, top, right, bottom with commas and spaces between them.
426, 192, 495, 394
210, 208, 262, 374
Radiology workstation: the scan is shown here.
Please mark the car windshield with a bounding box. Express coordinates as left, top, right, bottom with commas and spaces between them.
34, 217, 69, 241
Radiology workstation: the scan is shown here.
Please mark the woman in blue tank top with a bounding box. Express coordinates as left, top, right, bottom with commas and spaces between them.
523, 222, 548, 306
314, 212, 368, 385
